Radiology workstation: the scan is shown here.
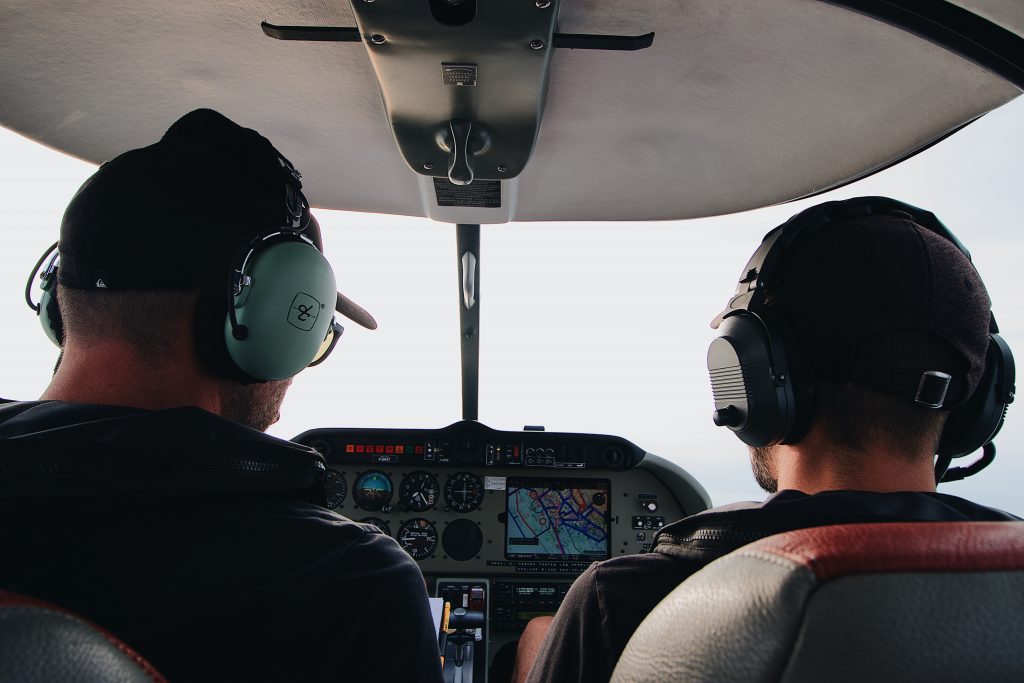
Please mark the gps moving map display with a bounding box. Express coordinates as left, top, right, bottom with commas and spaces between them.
505, 478, 611, 560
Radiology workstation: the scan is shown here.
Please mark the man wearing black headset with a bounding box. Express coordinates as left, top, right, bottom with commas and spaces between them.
515, 198, 1019, 683
0, 110, 443, 682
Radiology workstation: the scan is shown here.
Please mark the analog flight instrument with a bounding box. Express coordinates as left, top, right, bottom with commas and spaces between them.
397, 518, 438, 560
325, 469, 347, 509
359, 517, 391, 537
444, 472, 484, 513
399, 471, 440, 512
352, 470, 393, 511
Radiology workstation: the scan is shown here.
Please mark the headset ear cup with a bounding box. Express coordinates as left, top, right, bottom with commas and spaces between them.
38, 278, 64, 347
760, 311, 814, 444
708, 313, 799, 447
224, 240, 337, 381
194, 286, 250, 383
938, 334, 1015, 458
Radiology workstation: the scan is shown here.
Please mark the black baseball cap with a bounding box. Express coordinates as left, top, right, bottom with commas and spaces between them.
56, 108, 377, 330
773, 212, 991, 405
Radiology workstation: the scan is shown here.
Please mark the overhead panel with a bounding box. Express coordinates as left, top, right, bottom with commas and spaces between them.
262, 1, 566, 188
0, 1, 1021, 224
258, 0, 654, 222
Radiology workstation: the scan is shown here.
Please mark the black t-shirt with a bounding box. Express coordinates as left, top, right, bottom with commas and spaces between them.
0, 400, 444, 683
524, 489, 1019, 683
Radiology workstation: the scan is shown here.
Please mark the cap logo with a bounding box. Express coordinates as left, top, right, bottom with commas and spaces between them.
288, 292, 323, 331
95, 278, 108, 289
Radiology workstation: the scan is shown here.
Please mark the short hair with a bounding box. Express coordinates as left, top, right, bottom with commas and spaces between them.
57, 285, 200, 356
814, 380, 948, 458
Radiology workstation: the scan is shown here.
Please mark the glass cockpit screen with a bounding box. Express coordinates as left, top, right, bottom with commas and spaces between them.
505, 478, 611, 561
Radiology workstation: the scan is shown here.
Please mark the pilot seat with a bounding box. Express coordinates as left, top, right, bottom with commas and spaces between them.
0, 591, 167, 682
611, 522, 1024, 682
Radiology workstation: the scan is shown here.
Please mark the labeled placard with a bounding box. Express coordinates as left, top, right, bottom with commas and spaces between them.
442, 63, 478, 86
434, 178, 501, 208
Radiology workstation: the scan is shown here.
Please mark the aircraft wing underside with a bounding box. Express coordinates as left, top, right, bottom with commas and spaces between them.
1, 0, 1022, 223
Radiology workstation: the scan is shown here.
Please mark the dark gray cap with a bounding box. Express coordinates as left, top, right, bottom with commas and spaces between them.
57, 108, 377, 330
775, 214, 990, 404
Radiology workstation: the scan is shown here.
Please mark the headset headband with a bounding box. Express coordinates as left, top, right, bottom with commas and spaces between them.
278, 155, 309, 231
24, 241, 59, 314
225, 181, 315, 343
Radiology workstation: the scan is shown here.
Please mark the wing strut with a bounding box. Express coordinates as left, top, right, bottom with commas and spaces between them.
457, 224, 481, 421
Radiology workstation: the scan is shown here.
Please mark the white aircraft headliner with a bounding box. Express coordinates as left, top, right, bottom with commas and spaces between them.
1, 1, 1021, 223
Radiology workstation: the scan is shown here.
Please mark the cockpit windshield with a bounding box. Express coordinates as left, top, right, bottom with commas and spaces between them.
2, 97, 1023, 515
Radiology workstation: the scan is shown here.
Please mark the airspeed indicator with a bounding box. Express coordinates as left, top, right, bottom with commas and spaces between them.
325, 470, 347, 509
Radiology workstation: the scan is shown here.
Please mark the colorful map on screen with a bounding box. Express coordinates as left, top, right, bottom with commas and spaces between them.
506, 480, 609, 559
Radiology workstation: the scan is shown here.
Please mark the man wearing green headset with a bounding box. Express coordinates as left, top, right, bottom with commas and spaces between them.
0, 110, 443, 683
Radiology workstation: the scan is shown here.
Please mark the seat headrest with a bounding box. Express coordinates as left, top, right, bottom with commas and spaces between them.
612, 522, 1024, 683
0, 591, 167, 682
739, 521, 1024, 577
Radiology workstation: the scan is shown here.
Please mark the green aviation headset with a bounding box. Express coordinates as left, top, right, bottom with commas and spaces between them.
25, 243, 62, 347
26, 180, 342, 383
222, 214, 343, 380
707, 197, 1015, 481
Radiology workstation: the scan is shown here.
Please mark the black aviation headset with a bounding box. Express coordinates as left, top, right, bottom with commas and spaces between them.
707, 196, 1015, 483
25, 158, 343, 383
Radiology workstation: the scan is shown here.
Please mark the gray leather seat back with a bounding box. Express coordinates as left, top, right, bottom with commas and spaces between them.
611, 522, 1024, 683
0, 591, 166, 682
782, 571, 1024, 682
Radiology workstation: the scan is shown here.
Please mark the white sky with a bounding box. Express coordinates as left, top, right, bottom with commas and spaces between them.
2, 96, 1023, 516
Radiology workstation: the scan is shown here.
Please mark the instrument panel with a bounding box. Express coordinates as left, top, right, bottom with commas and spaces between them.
294, 420, 710, 576
293, 420, 711, 680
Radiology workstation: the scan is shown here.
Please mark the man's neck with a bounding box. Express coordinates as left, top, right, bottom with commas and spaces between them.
775, 428, 937, 494
41, 341, 222, 415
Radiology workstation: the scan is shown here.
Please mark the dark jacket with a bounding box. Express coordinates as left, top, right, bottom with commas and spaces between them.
525, 489, 1019, 683
0, 400, 443, 683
